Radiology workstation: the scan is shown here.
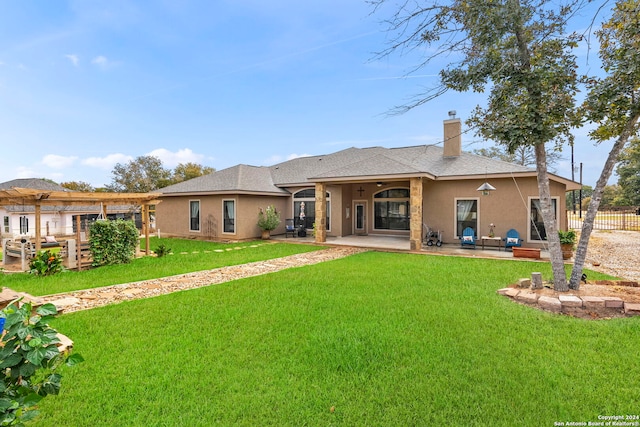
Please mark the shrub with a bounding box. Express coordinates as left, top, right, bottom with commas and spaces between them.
154, 243, 172, 258
28, 250, 64, 277
0, 301, 83, 426
257, 205, 281, 231
89, 219, 140, 266
558, 229, 577, 245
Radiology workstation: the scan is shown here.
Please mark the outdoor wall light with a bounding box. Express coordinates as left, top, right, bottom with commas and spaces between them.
477, 182, 497, 195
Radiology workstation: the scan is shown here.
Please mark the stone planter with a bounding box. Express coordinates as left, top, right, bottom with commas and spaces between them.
261, 230, 271, 240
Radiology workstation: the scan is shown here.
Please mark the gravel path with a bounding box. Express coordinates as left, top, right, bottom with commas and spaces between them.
583, 230, 640, 281
41, 247, 366, 313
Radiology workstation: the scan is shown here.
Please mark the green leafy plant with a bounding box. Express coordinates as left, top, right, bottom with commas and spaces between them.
257, 205, 281, 231
558, 230, 577, 246
153, 243, 172, 258
0, 300, 83, 426
28, 250, 64, 277
89, 219, 140, 266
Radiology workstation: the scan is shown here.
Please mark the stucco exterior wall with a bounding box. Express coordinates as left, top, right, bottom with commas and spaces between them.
156, 177, 569, 245
423, 177, 568, 247
156, 195, 289, 241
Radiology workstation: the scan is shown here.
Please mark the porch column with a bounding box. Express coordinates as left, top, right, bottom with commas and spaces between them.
315, 182, 326, 243
409, 177, 423, 251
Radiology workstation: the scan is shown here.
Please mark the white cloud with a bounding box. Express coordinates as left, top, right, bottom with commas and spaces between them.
146, 148, 204, 168
82, 153, 133, 169
91, 55, 109, 68
65, 54, 79, 66
41, 154, 78, 169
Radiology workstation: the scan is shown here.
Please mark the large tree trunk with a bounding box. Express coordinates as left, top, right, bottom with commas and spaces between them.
569, 113, 640, 289
534, 143, 568, 291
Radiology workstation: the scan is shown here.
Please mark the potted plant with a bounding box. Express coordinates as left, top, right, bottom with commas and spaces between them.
257, 205, 281, 239
558, 229, 576, 260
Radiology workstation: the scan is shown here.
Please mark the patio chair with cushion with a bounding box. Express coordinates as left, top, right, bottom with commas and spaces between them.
460, 227, 476, 249
503, 229, 523, 251
285, 219, 296, 238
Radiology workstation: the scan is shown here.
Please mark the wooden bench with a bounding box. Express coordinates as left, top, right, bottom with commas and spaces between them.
512, 247, 541, 260
2, 239, 36, 271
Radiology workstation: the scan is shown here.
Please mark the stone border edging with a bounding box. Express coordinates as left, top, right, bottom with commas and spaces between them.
498, 287, 640, 318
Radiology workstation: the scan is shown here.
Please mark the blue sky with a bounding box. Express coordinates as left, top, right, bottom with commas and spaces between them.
0, 1, 615, 188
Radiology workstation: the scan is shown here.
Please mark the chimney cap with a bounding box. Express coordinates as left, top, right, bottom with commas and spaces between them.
448, 110, 457, 118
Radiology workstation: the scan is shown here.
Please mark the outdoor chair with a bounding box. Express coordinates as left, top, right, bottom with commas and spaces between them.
285, 219, 296, 238
503, 229, 523, 251
460, 227, 476, 249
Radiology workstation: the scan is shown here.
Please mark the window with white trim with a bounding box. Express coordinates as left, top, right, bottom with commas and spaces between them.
189, 200, 200, 232
529, 198, 558, 241
455, 198, 478, 237
223, 200, 235, 233
3, 216, 8, 233
19, 216, 29, 234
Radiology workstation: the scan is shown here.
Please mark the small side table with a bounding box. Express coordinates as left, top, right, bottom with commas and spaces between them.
481, 236, 502, 250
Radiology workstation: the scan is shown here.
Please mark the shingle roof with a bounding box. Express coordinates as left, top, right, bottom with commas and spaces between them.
156, 145, 536, 195
0, 178, 69, 192
158, 164, 289, 195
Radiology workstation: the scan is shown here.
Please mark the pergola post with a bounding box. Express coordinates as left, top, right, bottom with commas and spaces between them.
315, 183, 327, 243
75, 214, 82, 272
34, 202, 42, 251
143, 204, 150, 256
409, 177, 423, 251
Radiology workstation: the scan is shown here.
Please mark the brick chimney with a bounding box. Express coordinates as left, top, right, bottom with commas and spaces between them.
443, 113, 462, 157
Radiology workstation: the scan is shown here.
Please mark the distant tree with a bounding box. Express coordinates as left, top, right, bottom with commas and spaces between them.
473, 145, 563, 171
600, 184, 626, 207
615, 137, 640, 206
566, 185, 593, 211
41, 178, 59, 186
568, 0, 640, 289
106, 156, 172, 193
60, 181, 95, 192
171, 162, 215, 184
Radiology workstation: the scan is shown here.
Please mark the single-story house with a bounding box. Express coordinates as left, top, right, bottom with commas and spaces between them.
0, 178, 143, 239
155, 118, 580, 250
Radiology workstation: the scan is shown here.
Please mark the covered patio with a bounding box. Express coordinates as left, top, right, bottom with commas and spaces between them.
272, 233, 550, 260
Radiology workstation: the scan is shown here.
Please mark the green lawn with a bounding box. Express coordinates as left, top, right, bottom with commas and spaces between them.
1, 238, 324, 296
31, 251, 637, 426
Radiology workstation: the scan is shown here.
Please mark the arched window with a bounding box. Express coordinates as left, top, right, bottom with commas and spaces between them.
374, 188, 410, 230
293, 189, 330, 230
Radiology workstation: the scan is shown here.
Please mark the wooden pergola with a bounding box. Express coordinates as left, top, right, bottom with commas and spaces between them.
0, 187, 162, 255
